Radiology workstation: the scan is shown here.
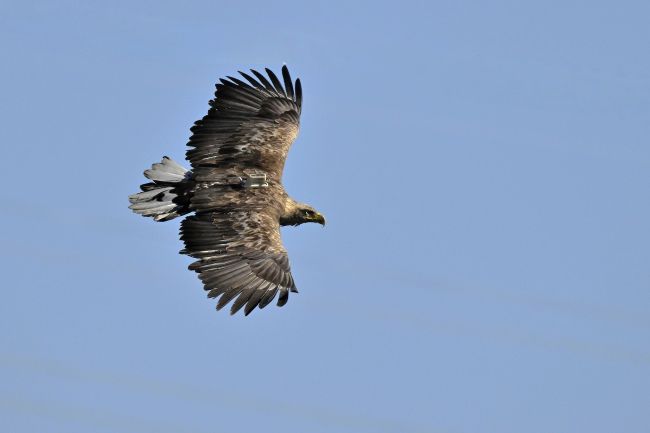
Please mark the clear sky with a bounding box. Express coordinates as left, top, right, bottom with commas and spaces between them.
1, 1, 649, 432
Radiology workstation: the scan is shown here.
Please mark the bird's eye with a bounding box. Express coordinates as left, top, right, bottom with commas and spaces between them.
303, 210, 313, 217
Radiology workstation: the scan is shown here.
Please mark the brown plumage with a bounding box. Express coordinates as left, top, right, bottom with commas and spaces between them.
128, 66, 325, 315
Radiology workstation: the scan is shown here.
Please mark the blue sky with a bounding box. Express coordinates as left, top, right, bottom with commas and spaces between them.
1, 1, 649, 432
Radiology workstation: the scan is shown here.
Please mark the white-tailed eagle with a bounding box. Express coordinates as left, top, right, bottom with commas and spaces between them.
129, 66, 324, 316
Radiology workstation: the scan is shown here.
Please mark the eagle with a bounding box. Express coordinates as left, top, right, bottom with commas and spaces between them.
128, 66, 325, 316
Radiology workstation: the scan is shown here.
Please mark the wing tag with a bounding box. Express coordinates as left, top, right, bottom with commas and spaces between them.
243, 172, 268, 188
220, 172, 268, 188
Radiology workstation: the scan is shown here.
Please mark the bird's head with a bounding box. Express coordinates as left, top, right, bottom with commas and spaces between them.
281, 203, 326, 227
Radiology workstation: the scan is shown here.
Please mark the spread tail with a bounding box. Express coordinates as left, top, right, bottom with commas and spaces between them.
128, 156, 192, 222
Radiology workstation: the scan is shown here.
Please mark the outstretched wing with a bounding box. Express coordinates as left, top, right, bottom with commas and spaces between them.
187, 65, 302, 182
180, 211, 298, 316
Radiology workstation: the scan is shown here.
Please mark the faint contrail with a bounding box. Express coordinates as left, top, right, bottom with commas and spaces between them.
312, 260, 650, 331
0, 395, 216, 433
0, 353, 453, 433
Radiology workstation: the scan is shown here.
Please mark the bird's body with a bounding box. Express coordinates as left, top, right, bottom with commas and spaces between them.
129, 66, 324, 315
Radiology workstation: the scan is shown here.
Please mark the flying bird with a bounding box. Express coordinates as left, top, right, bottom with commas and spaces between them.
128, 66, 324, 316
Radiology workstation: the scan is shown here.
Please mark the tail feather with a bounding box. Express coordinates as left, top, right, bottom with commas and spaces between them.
129, 156, 192, 222
144, 156, 188, 182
